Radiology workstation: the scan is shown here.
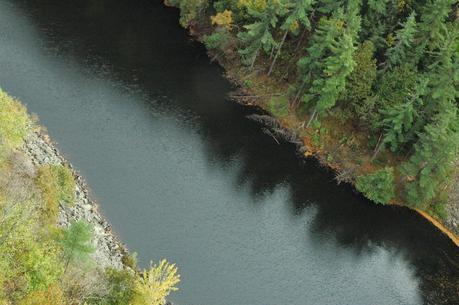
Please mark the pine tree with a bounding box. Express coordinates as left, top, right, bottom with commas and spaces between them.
378, 77, 428, 152
297, 4, 360, 124
305, 32, 356, 123
356, 167, 395, 204
317, 0, 343, 14
401, 26, 458, 207
401, 105, 459, 207
342, 41, 377, 123
361, 0, 397, 49
296, 11, 342, 112
237, 0, 285, 69
267, 0, 316, 76
421, 20, 458, 116
169, 0, 209, 27
58, 221, 94, 271
385, 12, 417, 68
418, 0, 455, 50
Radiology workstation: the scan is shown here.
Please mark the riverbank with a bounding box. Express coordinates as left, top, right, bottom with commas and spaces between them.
1, 88, 180, 304
242, 98, 459, 248
22, 128, 127, 269
226, 53, 459, 247
164, 1, 459, 246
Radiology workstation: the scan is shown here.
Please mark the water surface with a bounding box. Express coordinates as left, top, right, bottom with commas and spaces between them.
0, 1, 458, 304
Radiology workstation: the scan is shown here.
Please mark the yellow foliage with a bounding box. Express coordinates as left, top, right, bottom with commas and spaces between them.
18, 285, 66, 305
386, 33, 395, 47
211, 10, 233, 29
35, 166, 60, 224
397, 0, 407, 12
0, 89, 32, 161
334, 20, 345, 31
131, 260, 180, 305
237, 0, 267, 12
0, 299, 11, 305
289, 20, 299, 33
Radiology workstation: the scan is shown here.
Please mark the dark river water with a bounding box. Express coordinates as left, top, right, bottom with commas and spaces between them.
0, 1, 458, 304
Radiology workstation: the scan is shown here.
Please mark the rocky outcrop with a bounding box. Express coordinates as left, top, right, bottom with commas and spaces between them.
22, 129, 126, 269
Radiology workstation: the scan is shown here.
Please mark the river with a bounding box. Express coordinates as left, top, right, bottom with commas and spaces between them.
0, 1, 458, 304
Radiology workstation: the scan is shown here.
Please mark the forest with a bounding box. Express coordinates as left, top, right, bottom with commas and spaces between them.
0, 90, 179, 305
168, 0, 459, 219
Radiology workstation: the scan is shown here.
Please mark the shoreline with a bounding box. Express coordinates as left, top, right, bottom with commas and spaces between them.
168, 13, 459, 246
240, 100, 459, 247
231, 82, 459, 247
415, 209, 459, 247
22, 127, 129, 269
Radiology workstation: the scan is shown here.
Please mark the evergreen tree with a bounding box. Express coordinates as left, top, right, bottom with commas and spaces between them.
298, 4, 360, 124
401, 26, 458, 207
237, 0, 285, 69
169, 0, 209, 27
418, 0, 455, 50
342, 41, 377, 123
378, 77, 428, 153
267, 0, 316, 76
401, 105, 459, 207
169, 0, 459, 223
385, 12, 417, 68
361, 0, 398, 50
356, 167, 395, 204
58, 221, 94, 271
317, 0, 343, 14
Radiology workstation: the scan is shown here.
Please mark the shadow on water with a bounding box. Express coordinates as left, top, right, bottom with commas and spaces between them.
7, 0, 459, 303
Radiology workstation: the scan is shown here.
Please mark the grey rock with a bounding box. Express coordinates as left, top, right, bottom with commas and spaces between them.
22, 131, 127, 270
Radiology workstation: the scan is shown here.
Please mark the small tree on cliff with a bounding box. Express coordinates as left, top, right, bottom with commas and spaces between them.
59, 220, 95, 271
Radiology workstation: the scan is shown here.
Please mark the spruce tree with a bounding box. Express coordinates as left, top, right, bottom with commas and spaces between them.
267, 0, 316, 76
361, 0, 398, 50
418, 0, 455, 50
342, 41, 377, 123
401, 105, 459, 207
59, 221, 95, 271
401, 25, 458, 207
297, 4, 360, 125
317, 0, 343, 14
237, 0, 285, 69
385, 12, 418, 68
378, 77, 427, 153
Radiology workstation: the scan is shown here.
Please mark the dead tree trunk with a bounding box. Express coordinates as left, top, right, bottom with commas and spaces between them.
267, 30, 288, 76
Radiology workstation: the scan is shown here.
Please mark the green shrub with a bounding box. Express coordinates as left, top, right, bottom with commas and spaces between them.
121, 252, 138, 270
268, 96, 289, 118
203, 31, 229, 50
20, 241, 64, 292
429, 203, 447, 221
101, 268, 136, 305
356, 167, 395, 204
